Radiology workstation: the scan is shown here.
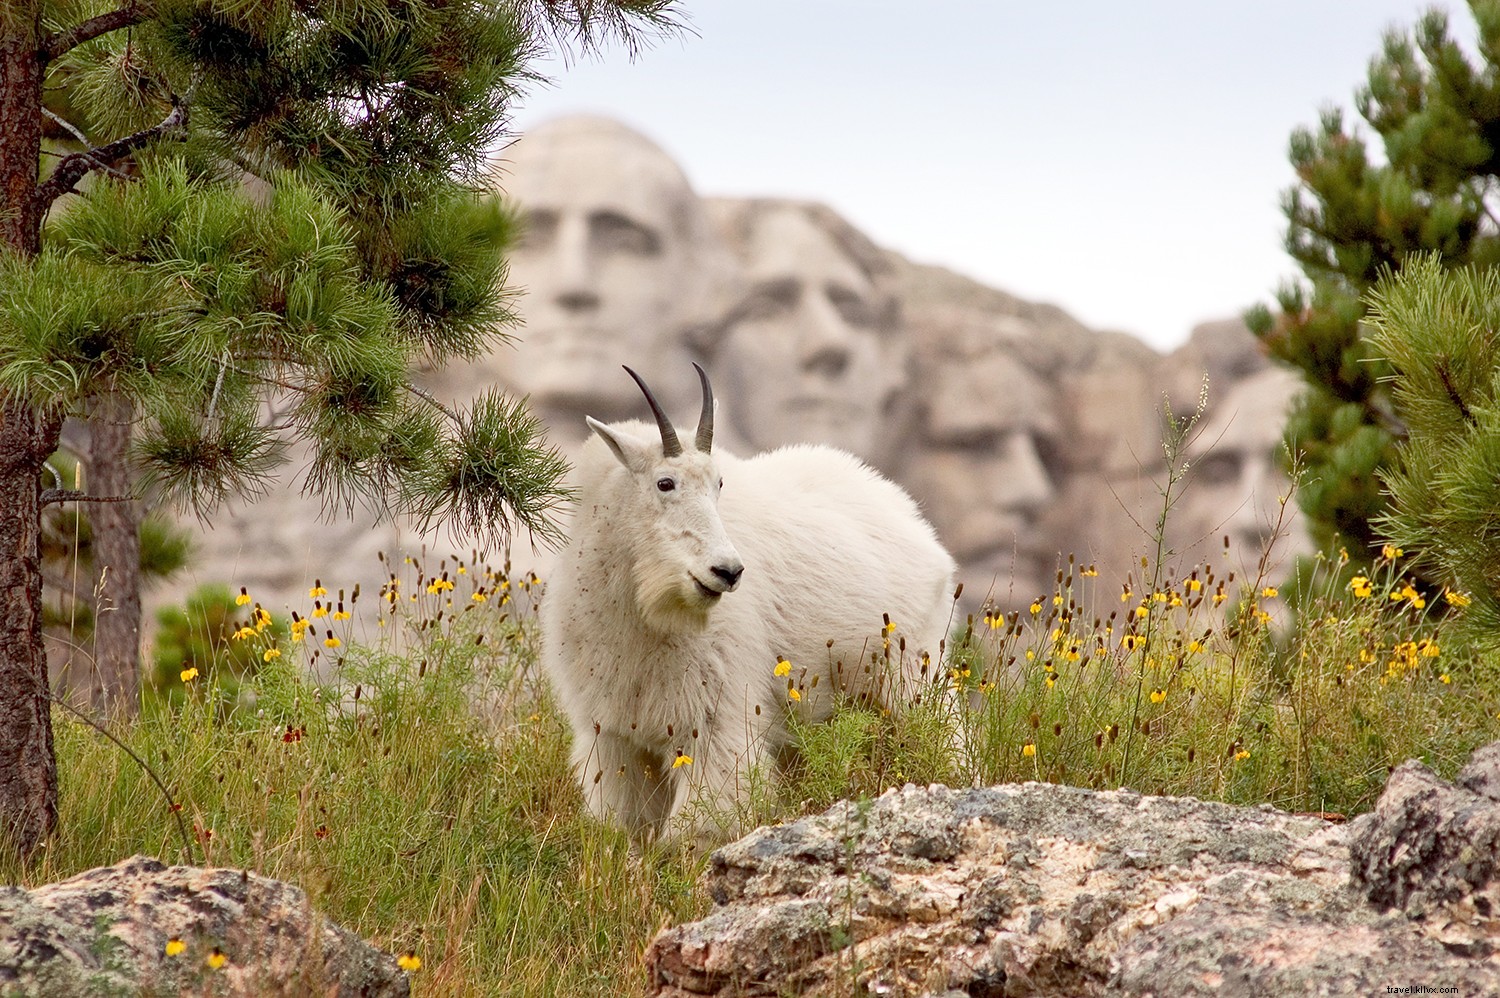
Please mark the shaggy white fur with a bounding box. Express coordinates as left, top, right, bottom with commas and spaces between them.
541, 376, 956, 844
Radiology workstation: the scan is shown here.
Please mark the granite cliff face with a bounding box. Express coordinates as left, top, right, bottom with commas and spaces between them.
645, 740, 1500, 997
149, 115, 1306, 636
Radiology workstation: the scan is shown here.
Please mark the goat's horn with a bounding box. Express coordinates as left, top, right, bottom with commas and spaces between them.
693, 362, 714, 453
623, 365, 682, 457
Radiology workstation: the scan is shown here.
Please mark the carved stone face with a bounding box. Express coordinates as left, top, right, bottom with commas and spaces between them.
905, 325, 1060, 602
707, 201, 905, 462
1178, 367, 1307, 574
497, 117, 729, 424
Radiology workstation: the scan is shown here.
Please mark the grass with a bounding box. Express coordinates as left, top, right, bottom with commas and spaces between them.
4, 527, 1499, 993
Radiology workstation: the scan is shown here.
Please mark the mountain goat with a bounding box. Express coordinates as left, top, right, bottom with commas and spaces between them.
540, 364, 956, 843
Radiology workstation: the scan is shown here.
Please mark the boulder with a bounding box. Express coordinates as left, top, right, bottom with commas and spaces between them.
0, 854, 409, 997
647, 744, 1500, 997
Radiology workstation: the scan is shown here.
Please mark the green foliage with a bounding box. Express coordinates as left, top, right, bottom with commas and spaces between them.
148, 584, 284, 709
6, 0, 682, 564
1256, 0, 1500, 572
1365, 257, 1500, 644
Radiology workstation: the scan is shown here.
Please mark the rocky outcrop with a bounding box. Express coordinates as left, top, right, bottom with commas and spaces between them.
647, 743, 1500, 997
0, 854, 409, 997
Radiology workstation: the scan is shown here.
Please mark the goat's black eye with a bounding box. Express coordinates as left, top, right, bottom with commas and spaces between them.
656, 478, 676, 493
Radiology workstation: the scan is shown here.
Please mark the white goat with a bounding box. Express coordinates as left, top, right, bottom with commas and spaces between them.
540, 365, 956, 843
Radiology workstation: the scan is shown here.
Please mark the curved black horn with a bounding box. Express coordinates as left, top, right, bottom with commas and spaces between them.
623, 365, 682, 457
693, 363, 715, 453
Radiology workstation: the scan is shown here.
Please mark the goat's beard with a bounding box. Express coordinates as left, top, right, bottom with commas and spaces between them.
633, 551, 717, 635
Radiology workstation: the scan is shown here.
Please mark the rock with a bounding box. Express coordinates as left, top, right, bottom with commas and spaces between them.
647, 745, 1500, 997
0, 854, 409, 997
1349, 752, 1500, 953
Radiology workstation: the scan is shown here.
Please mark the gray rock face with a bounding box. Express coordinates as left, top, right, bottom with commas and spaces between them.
646, 742, 1500, 997
157, 114, 1308, 628
0, 854, 409, 997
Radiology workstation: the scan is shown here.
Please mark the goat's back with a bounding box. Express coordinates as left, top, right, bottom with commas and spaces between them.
716, 443, 956, 715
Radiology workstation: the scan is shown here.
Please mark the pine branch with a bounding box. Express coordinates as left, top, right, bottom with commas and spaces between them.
42, 3, 148, 65
33, 100, 187, 212
1436, 358, 1477, 427
40, 490, 135, 507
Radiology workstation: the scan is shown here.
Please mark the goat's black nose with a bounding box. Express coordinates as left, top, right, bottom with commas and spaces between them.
711, 563, 744, 589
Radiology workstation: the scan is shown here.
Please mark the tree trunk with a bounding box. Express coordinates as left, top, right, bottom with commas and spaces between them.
0, 403, 60, 856
0, 3, 59, 857
86, 393, 141, 716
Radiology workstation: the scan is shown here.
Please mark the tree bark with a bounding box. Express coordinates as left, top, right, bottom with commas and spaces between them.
86, 393, 141, 716
0, 3, 60, 857
0, 403, 60, 856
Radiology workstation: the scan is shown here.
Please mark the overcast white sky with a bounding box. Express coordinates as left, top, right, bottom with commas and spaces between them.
507, 1, 1477, 352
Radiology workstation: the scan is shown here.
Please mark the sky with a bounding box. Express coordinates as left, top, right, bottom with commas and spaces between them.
507, 0, 1478, 352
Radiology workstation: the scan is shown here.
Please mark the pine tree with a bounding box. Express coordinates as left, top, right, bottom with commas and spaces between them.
0, 0, 678, 857
1249, 0, 1500, 572
1365, 256, 1500, 641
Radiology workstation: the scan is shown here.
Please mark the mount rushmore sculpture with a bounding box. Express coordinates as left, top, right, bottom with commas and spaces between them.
159, 114, 1309, 625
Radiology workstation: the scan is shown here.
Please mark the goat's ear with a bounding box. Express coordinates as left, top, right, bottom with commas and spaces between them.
587, 417, 651, 472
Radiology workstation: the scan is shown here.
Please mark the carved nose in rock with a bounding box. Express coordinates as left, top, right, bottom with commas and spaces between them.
711, 563, 744, 591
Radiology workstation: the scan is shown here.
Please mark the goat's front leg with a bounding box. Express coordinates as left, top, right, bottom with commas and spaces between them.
572, 729, 668, 837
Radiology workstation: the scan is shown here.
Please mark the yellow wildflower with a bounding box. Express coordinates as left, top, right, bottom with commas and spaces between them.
1444, 589, 1472, 608
471, 591, 489, 603
1134, 605, 1150, 619
232, 626, 255, 641
1349, 576, 1373, 599
1185, 579, 1202, 593
206, 948, 227, 971
1234, 749, 1251, 761
164, 937, 186, 957
427, 578, 455, 594
1022, 742, 1036, 758
1260, 586, 1278, 599
672, 752, 692, 769
1029, 600, 1042, 616
332, 609, 351, 621
1440, 673, 1452, 685
180, 666, 198, 683
773, 656, 791, 677
1081, 566, 1099, 577
324, 633, 341, 649
262, 648, 281, 663
1382, 544, 1403, 561
787, 687, 801, 702
1150, 688, 1166, 704
234, 587, 251, 606
309, 582, 328, 598
311, 603, 329, 619
398, 952, 422, 973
